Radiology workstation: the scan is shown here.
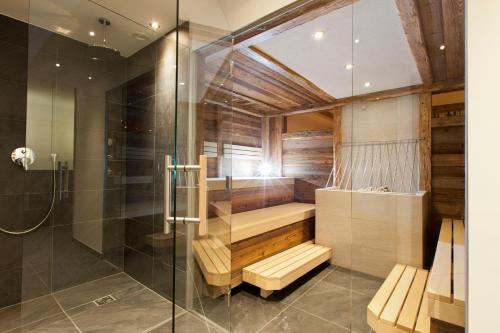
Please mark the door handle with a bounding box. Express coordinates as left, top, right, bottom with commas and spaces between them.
164, 155, 207, 236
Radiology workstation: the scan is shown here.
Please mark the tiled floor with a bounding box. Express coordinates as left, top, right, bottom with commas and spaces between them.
0, 273, 187, 333
0, 265, 382, 333
194, 263, 383, 333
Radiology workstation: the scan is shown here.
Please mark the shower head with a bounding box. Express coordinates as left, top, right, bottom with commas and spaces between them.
89, 17, 120, 59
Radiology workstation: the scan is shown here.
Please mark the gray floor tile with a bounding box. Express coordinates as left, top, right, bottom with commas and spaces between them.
0, 295, 62, 333
260, 307, 349, 333
149, 312, 225, 333
323, 267, 383, 297
53, 272, 141, 310
291, 280, 372, 333
69, 288, 175, 332
9, 315, 79, 333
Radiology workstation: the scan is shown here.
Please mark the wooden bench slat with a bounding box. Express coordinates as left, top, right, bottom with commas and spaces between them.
368, 264, 406, 319
269, 246, 330, 279
207, 238, 230, 271
415, 281, 430, 333
259, 245, 321, 277
380, 266, 417, 326
453, 219, 465, 307
427, 218, 452, 302
397, 269, 429, 332
244, 241, 313, 273
199, 239, 227, 274
194, 240, 219, 274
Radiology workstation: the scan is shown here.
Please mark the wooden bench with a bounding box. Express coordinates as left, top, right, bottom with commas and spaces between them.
195, 202, 316, 288
426, 218, 465, 331
367, 264, 430, 333
242, 241, 332, 298
193, 237, 231, 287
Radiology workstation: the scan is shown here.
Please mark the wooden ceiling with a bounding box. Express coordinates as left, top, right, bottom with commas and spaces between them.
200, 0, 464, 118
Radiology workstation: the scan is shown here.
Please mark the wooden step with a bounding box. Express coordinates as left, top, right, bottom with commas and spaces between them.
367, 264, 430, 333
193, 237, 231, 287
242, 242, 331, 298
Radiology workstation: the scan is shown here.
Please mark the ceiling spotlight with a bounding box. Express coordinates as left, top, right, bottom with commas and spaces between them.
364, 81, 371, 87
345, 63, 353, 70
149, 21, 160, 30
89, 31, 95, 37
439, 44, 446, 51
354, 38, 360, 44
55, 63, 61, 67
179, 82, 185, 86
313, 30, 325, 40
88, 76, 92, 80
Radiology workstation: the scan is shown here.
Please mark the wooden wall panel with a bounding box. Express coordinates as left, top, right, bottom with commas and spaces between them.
282, 129, 333, 203
262, 116, 284, 176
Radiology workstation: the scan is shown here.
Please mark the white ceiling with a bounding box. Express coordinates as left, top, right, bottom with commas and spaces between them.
0, 0, 296, 56
256, 0, 422, 98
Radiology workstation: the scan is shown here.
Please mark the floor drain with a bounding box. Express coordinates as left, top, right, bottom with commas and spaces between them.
93, 295, 117, 306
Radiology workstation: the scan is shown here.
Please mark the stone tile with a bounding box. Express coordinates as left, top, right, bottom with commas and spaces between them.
124, 246, 153, 288
70, 288, 175, 332
0, 295, 62, 332
322, 267, 383, 298
260, 307, 349, 333
10, 315, 79, 333
195, 289, 286, 333
150, 312, 225, 333
291, 280, 372, 333
53, 272, 141, 310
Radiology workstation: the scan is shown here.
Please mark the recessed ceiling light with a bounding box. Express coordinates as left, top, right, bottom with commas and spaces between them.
88, 76, 92, 80
364, 81, 371, 87
439, 44, 446, 50
132, 32, 149, 41
149, 21, 160, 30
55, 26, 71, 35
89, 31, 95, 37
91, 57, 98, 61
354, 38, 360, 44
345, 63, 353, 70
55, 63, 61, 67
179, 82, 185, 86
313, 30, 325, 40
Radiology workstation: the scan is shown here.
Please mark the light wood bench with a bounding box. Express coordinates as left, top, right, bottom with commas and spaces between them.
193, 237, 231, 287
367, 264, 430, 333
426, 218, 465, 331
242, 241, 332, 298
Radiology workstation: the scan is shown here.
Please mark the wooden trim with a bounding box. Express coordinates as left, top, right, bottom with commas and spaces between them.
419, 93, 432, 191
394, 0, 433, 85
271, 80, 464, 117
233, 0, 354, 50
441, 0, 465, 79
332, 107, 342, 187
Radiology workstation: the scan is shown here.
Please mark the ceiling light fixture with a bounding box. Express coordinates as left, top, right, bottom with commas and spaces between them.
88, 76, 92, 80
89, 31, 95, 37
354, 38, 360, 44
179, 82, 185, 86
345, 63, 353, 70
149, 21, 160, 30
55, 63, 61, 67
313, 30, 325, 40
364, 81, 371, 87
439, 44, 446, 50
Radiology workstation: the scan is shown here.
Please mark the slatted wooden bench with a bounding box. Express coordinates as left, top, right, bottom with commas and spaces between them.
426, 218, 465, 332
367, 264, 430, 333
193, 237, 231, 287
194, 202, 316, 288
242, 241, 332, 298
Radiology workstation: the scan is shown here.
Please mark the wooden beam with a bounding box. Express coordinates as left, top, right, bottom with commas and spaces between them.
441, 0, 465, 79
394, 0, 433, 85
240, 47, 336, 104
205, 99, 263, 118
419, 93, 432, 191
271, 79, 464, 117
332, 107, 342, 187
206, 83, 282, 113
233, 0, 354, 50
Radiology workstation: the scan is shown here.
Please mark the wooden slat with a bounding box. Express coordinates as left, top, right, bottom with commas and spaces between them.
427, 218, 452, 302
367, 264, 406, 319
415, 282, 430, 333
453, 219, 465, 307
244, 241, 313, 273
199, 239, 226, 274
394, 0, 433, 85
431, 116, 464, 127
419, 93, 432, 191
207, 238, 230, 271
441, 0, 465, 79
397, 269, 429, 332
380, 266, 417, 326
260, 245, 321, 277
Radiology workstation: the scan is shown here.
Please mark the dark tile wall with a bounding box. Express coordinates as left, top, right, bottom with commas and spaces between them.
0, 14, 128, 308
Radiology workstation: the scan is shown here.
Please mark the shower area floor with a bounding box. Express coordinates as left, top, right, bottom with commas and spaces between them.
0, 273, 213, 333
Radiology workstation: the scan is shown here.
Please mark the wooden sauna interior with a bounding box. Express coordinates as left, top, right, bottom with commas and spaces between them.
189, 0, 465, 320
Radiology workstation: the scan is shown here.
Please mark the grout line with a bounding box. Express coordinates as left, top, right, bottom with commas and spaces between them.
51, 295, 83, 333
255, 266, 338, 333
51, 272, 126, 297
140, 310, 188, 333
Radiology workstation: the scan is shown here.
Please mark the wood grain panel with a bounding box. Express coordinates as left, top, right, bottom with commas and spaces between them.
282, 130, 333, 202
441, 0, 465, 79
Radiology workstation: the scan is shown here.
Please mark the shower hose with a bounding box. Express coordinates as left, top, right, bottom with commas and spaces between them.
0, 153, 57, 235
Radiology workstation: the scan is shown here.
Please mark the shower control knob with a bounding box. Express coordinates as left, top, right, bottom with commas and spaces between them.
11, 147, 36, 170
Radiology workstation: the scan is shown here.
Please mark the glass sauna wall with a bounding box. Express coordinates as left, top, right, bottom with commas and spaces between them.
0, 0, 180, 331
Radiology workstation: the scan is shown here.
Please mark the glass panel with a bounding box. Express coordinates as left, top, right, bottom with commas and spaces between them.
0, 1, 178, 331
